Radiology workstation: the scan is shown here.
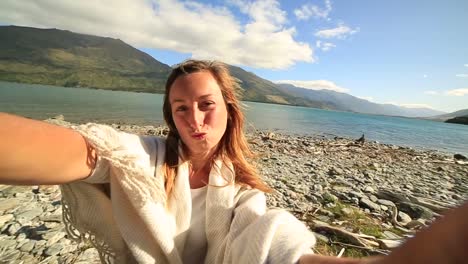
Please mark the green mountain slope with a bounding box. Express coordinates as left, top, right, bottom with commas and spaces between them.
0, 26, 171, 93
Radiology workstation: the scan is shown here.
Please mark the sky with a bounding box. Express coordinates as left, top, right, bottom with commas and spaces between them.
1, 0, 467, 112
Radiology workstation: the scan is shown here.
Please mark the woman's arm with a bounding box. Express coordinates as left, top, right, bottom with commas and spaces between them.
0, 112, 96, 185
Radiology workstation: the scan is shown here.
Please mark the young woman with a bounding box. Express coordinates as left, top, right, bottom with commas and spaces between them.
1, 60, 467, 264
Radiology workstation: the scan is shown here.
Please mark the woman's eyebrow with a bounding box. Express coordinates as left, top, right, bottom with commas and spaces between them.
198, 94, 214, 100
171, 94, 214, 104
171, 98, 185, 104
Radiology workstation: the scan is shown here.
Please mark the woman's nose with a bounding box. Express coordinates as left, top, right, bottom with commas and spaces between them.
187, 108, 204, 130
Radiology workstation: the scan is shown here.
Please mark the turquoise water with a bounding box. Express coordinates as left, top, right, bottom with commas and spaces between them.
1, 81, 468, 155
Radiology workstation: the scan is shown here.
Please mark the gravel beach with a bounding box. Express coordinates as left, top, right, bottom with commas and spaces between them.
1, 117, 467, 263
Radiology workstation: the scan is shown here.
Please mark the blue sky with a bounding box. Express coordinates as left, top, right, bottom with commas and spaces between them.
1, 0, 467, 112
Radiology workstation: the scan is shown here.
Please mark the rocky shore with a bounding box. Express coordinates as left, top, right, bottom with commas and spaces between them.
1, 117, 467, 263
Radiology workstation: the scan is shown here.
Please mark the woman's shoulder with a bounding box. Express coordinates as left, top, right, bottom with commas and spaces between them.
234, 185, 266, 206
73, 122, 167, 158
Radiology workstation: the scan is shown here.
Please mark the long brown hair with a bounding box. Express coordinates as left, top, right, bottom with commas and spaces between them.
162, 59, 271, 196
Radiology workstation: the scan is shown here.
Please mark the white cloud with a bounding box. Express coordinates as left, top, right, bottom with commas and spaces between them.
464, 64, 468, 67
0, 0, 313, 69
315, 23, 359, 39
445, 88, 468, 96
423, 74, 428, 78
356, 96, 374, 102
398, 103, 434, 109
294, 0, 332, 20
424, 90, 439, 95
456, 74, 468, 78
316, 40, 336, 51
274, 80, 349, 93
384, 102, 436, 109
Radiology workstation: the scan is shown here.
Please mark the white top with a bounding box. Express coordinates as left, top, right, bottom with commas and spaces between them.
60, 123, 316, 264
183, 186, 208, 264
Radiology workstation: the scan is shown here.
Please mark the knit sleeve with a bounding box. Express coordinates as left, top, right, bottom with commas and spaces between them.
72, 123, 155, 184
221, 189, 316, 264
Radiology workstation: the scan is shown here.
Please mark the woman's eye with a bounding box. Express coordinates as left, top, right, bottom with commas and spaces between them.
175, 106, 187, 112
201, 101, 215, 108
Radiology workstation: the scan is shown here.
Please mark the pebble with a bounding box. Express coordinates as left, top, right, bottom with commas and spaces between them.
359, 197, 381, 212
397, 211, 412, 225
44, 244, 64, 256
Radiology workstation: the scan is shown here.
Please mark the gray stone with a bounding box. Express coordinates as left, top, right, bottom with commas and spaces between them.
0, 213, 14, 228
6, 222, 21, 236
0, 186, 30, 197
19, 240, 36, 252
348, 191, 365, 199
398, 202, 434, 220
44, 231, 67, 246
370, 195, 378, 203
405, 219, 426, 229
397, 211, 412, 225
0, 239, 17, 250
60, 244, 78, 254
313, 184, 323, 193
0, 249, 21, 262
0, 198, 22, 212
377, 199, 396, 207
328, 167, 344, 175
41, 256, 59, 264
16, 232, 27, 241
363, 186, 375, 193
359, 197, 381, 212
383, 231, 402, 240
44, 244, 64, 256
16, 208, 44, 224
75, 248, 101, 264
286, 190, 298, 199
379, 239, 403, 249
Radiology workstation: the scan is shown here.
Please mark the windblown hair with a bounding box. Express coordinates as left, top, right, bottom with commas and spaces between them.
162, 59, 271, 196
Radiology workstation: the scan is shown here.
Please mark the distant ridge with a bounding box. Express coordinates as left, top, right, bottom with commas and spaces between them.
276, 83, 446, 118
427, 108, 468, 121
426, 109, 468, 125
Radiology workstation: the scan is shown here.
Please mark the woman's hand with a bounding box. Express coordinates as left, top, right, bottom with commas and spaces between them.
0, 112, 96, 185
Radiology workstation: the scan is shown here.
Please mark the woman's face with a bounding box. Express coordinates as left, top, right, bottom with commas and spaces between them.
169, 71, 228, 157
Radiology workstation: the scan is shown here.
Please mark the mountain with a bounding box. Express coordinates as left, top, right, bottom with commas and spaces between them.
425, 109, 468, 125
427, 109, 468, 121
277, 83, 446, 118
0, 26, 171, 93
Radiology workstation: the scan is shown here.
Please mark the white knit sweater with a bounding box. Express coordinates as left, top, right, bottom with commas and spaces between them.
60, 123, 316, 264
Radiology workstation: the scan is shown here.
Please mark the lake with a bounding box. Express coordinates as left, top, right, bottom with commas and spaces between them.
1, 81, 467, 156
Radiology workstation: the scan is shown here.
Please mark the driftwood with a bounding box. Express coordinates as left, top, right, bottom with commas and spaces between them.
311, 220, 371, 248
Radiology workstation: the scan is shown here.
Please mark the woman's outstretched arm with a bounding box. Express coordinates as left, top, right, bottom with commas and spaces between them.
0, 112, 96, 185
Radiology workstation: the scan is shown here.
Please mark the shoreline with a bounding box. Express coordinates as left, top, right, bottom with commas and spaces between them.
48, 114, 468, 157
0, 118, 467, 262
